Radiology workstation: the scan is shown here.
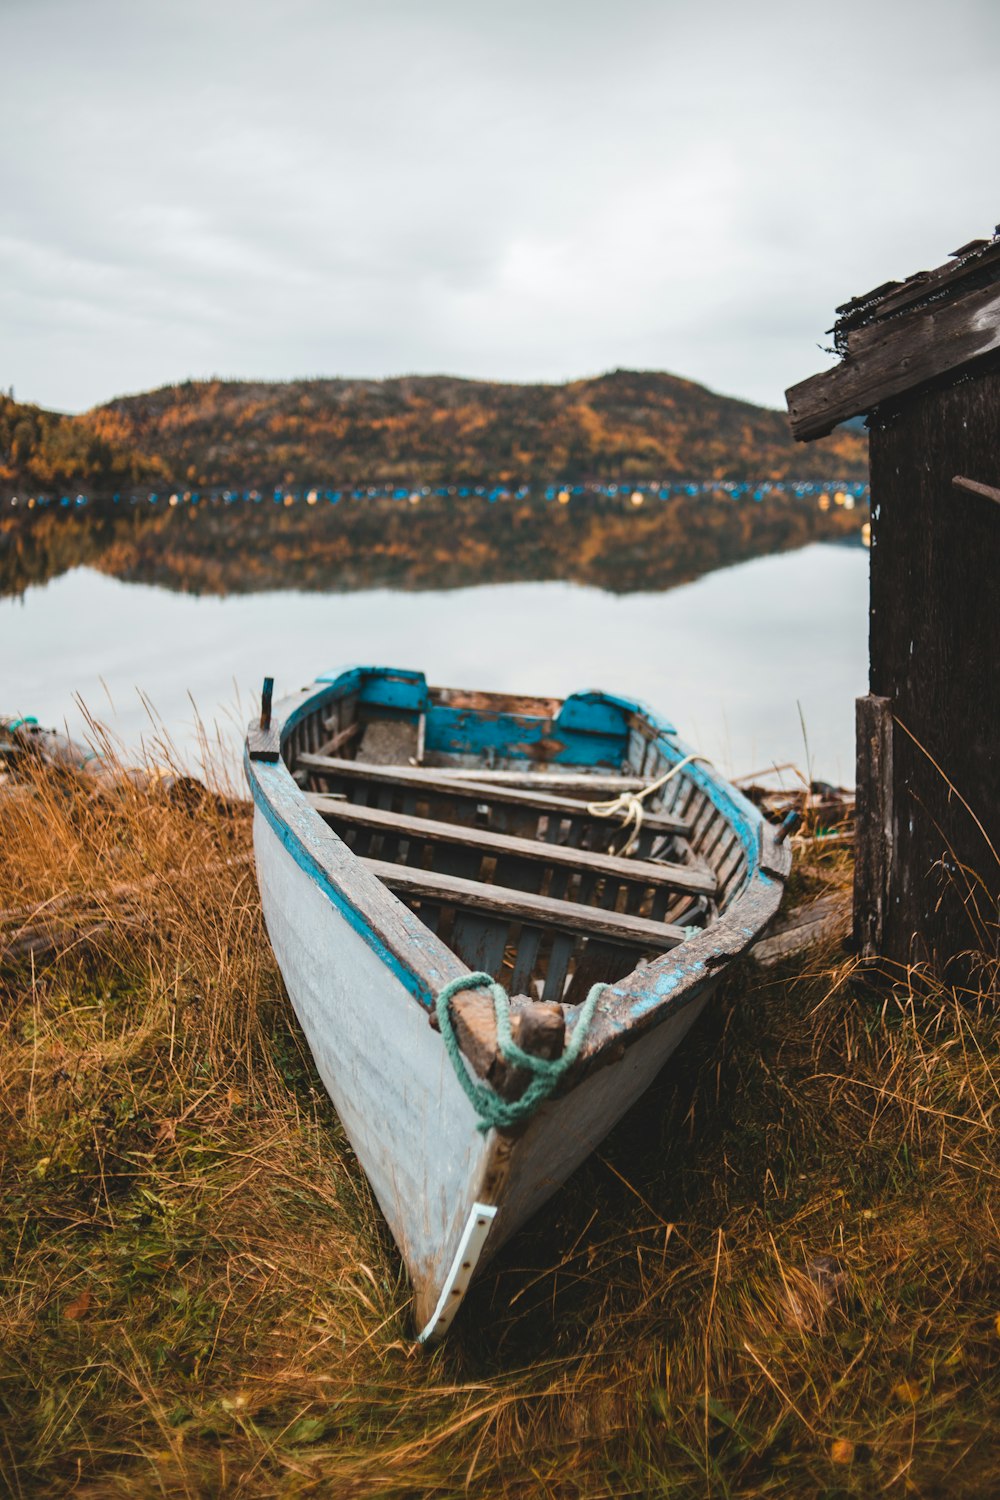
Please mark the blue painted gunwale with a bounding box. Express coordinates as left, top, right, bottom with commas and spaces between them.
245, 670, 466, 1008
553, 681, 789, 1044
245, 667, 790, 1069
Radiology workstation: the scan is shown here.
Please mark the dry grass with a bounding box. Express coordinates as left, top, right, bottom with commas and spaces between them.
0, 753, 997, 1498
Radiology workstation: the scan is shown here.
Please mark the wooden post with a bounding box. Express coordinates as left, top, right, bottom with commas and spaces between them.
248, 676, 281, 762
853, 695, 893, 959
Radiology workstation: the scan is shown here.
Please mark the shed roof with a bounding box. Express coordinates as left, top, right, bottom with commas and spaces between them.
786, 228, 1000, 441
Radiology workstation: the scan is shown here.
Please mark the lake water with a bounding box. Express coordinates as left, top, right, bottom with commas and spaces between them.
1, 541, 868, 785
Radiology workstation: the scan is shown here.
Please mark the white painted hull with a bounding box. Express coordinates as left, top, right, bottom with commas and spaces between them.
256, 805, 715, 1333
254, 808, 494, 1320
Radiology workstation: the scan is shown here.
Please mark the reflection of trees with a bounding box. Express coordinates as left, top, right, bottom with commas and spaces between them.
1, 494, 867, 601
1, 508, 126, 594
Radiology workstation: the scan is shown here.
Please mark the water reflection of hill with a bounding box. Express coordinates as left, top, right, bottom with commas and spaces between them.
0, 493, 866, 600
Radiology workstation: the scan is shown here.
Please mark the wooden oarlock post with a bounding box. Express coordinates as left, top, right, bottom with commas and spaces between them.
248, 675, 281, 762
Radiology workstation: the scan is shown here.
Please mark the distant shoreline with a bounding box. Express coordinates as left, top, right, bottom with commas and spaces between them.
1, 369, 869, 496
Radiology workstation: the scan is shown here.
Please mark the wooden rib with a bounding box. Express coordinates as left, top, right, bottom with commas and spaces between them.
308, 794, 716, 896
316, 720, 361, 758
362, 859, 688, 949
542, 932, 576, 1002
298, 753, 690, 835
717, 842, 747, 901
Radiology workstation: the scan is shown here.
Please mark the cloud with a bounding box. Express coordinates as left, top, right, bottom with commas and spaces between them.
3, 0, 999, 412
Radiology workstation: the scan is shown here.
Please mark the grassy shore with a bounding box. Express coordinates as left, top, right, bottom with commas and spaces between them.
0, 758, 996, 1497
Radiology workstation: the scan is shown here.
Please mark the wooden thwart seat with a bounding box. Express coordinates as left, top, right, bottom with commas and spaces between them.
297, 753, 690, 837
308, 794, 716, 897
362, 859, 688, 950
398, 767, 652, 794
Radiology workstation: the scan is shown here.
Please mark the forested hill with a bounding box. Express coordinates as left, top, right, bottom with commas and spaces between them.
90, 370, 865, 488
0, 395, 168, 493
2, 370, 867, 493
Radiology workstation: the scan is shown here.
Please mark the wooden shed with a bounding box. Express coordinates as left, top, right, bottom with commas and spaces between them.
786, 233, 1000, 979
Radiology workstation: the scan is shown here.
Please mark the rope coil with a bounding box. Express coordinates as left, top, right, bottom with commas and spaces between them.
435, 972, 606, 1133
587, 753, 711, 856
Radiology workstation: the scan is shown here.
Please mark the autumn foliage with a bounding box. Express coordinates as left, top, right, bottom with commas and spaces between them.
1, 370, 868, 496
0, 395, 168, 493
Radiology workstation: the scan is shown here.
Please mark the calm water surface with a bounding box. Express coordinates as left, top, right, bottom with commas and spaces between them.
1, 543, 867, 784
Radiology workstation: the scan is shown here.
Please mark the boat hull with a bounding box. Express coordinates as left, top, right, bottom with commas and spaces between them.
247, 668, 790, 1340
256, 802, 718, 1333
254, 806, 494, 1309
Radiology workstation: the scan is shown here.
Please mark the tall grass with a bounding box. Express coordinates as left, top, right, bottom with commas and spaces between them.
0, 749, 996, 1497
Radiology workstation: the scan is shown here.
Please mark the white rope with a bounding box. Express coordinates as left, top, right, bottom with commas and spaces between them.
587, 753, 711, 857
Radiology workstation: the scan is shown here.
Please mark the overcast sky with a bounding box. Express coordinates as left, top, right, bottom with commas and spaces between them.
3, 0, 999, 415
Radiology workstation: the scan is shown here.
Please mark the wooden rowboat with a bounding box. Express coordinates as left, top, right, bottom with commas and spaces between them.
245, 667, 792, 1342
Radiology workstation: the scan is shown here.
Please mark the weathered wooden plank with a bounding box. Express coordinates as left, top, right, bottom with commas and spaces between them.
835, 279, 904, 318
430, 840, 487, 884
315, 720, 361, 758
247, 722, 281, 762
853, 694, 893, 960
563, 938, 634, 1006
648, 883, 672, 925
718, 847, 748, 905
509, 924, 544, 994
663, 893, 708, 930
416, 901, 442, 936
450, 912, 510, 978
308, 796, 715, 895
752, 890, 850, 967
430, 686, 563, 718
698, 813, 729, 867
786, 279, 1000, 440
362, 859, 688, 949
491, 849, 545, 898
689, 796, 717, 855
541, 933, 576, 1002
409, 767, 650, 795
868, 372, 1000, 971
299, 754, 689, 835
949, 238, 994, 258
838, 239, 1000, 331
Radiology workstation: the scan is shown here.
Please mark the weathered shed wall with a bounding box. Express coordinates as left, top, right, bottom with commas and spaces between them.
860, 366, 1000, 973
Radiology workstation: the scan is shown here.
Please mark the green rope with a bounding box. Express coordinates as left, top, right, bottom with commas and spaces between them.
435, 972, 606, 1133
7, 716, 38, 732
